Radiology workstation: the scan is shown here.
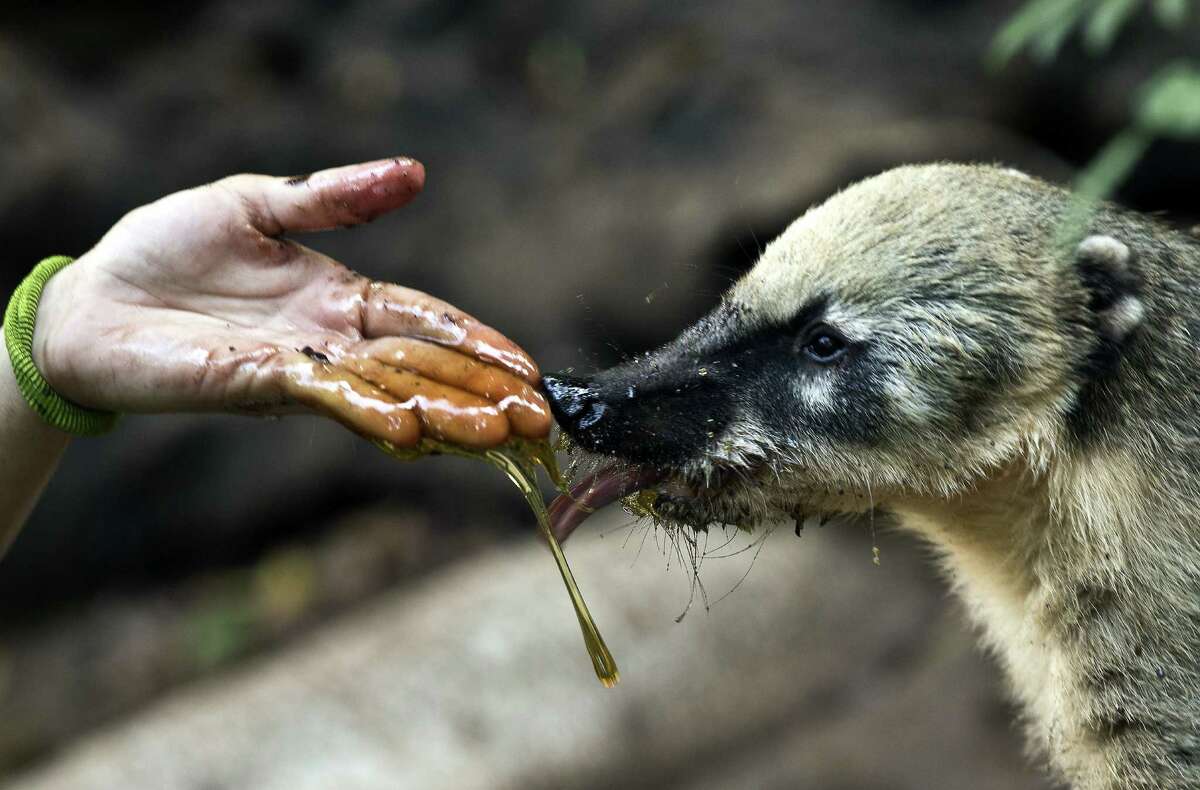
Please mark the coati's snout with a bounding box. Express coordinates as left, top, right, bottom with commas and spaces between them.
543, 334, 737, 467
543, 371, 715, 464
545, 297, 843, 470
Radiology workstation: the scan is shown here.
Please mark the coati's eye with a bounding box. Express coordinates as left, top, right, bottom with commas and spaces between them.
801, 325, 847, 363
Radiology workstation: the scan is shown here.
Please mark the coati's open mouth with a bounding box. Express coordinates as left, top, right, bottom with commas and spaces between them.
539, 368, 773, 540
547, 464, 664, 542
546, 461, 755, 542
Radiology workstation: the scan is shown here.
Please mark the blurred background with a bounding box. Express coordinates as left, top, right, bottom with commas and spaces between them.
1, 1, 1198, 787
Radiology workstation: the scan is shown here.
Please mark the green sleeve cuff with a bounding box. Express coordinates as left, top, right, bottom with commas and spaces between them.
3, 256, 120, 436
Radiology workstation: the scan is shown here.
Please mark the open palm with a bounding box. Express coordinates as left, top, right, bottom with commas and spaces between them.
32, 158, 549, 447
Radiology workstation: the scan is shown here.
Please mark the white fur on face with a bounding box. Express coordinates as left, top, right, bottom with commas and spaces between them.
794, 374, 834, 410
883, 372, 936, 425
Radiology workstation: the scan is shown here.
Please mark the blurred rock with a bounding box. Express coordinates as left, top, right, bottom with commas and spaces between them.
4, 514, 1056, 789
0, 505, 497, 772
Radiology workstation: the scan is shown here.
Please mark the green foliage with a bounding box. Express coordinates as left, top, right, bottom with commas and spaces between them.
1075, 130, 1149, 196
991, 0, 1196, 203
1137, 61, 1200, 137
1089, 0, 1144, 51
1155, 0, 1190, 28
990, 0, 1188, 67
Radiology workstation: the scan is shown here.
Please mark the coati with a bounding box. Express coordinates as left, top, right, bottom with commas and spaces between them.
542, 164, 1200, 790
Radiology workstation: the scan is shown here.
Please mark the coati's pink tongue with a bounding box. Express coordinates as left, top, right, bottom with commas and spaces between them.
548, 465, 666, 542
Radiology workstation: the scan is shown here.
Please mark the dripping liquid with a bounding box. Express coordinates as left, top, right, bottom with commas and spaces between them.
373, 437, 620, 688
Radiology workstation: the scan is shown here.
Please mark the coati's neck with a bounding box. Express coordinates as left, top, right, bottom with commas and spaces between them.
891, 452, 1200, 790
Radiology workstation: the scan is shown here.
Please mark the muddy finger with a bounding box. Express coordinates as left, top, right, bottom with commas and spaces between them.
347, 338, 551, 439
339, 356, 511, 448
273, 352, 421, 446
361, 282, 540, 384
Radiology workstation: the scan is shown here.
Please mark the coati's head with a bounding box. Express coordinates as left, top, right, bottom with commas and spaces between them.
544, 164, 1146, 538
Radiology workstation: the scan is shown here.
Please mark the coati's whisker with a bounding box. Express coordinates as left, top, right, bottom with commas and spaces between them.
709, 528, 773, 609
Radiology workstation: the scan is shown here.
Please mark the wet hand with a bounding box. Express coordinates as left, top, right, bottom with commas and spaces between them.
30, 158, 550, 447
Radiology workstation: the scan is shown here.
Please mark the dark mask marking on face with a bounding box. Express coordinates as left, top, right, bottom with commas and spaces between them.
545, 297, 831, 467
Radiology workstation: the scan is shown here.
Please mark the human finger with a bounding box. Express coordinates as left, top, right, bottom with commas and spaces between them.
359, 282, 540, 384
218, 158, 426, 237
271, 351, 422, 446
337, 356, 511, 448
345, 338, 551, 439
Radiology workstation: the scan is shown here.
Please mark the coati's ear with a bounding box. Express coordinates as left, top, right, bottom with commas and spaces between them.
1075, 235, 1144, 343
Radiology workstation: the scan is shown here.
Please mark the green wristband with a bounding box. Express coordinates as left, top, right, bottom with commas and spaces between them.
3, 256, 120, 436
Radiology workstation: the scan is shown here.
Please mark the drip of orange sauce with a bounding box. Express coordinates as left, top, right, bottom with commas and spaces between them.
373, 437, 620, 687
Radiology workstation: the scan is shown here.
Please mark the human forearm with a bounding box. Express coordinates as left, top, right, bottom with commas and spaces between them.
0, 318, 70, 554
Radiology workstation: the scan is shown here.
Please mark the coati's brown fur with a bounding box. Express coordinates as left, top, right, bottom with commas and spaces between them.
544, 165, 1200, 789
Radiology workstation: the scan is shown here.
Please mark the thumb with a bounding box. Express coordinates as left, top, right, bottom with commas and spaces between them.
220, 157, 426, 237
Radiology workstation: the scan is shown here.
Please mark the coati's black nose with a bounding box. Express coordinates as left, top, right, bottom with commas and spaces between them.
542, 371, 625, 453
542, 373, 603, 429
542, 368, 729, 465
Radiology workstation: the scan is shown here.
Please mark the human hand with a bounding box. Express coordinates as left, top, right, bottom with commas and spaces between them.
29, 158, 550, 447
